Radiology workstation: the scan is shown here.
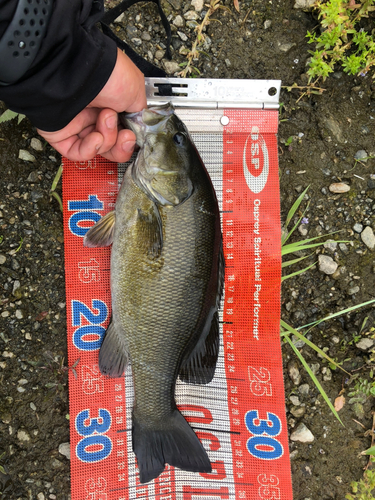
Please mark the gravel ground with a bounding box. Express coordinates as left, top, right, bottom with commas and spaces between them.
1, 0, 375, 498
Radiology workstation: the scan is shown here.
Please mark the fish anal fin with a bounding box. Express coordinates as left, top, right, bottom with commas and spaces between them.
179, 310, 220, 385
133, 409, 211, 483
84, 210, 115, 248
99, 320, 128, 378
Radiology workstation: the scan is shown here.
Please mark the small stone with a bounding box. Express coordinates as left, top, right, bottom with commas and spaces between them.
353, 223, 364, 233
18, 429, 31, 442
37, 493, 45, 500
290, 395, 301, 406
114, 13, 125, 23
30, 402, 36, 411
354, 149, 368, 162
279, 42, 296, 53
292, 335, 306, 349
324, 239, 337, 252
184, 10, 199, 20
26, 171, 39, 183
322, 367, 332, 381
17, 387, 26, 393
348, 285, 360, 295
309, 363, 320, 375
356, 338, 375, 351
361, 226, 375, 250
164, 61, 180, 74
131, 37, 142, 47
173, 15, 184, 27
30, 138, 43, 151
290, 423, 315, 443
19, 150, 36, 162
225, 59, 231, 67
12, 280, 21, 294
1, 311, 10, 318
329, 182, 350, 193
0, 254, 6, 264
15, 309, 24, 319
264, 20, 272, 29
298, 225, 308, 236
294, 0, 315, 8
288, 360, 302, 385
2, 351, 14, 358
25, 333, 32, 340
126, 26, 138, 37
154, 50, 165, 60
290, 406, 306, 418
18, 378, 28, 385
318, 254, 338, 275
298, 384, 310, 396
324, 116, 345, 142
141, 32, 151, 41
58, 442, 71, 460
177, 31, 188, 42
191, 0, 204, 10
339, 243, 349, 253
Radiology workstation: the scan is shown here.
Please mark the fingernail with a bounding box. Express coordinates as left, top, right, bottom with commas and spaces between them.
95, 141, 103, 152
122, 140, 136, 153
106, 115, 117, 130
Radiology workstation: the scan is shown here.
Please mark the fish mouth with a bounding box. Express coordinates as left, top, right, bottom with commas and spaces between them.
121, 104, 175, 146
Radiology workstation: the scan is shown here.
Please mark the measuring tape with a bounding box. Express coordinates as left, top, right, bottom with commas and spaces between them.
62, 79, 293, 500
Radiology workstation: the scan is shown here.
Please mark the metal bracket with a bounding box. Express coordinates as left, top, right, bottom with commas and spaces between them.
145, 78, 281, 109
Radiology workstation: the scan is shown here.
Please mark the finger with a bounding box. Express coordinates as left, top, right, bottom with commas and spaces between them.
100, 128, 137, 163
95, 109, 120, 156
38, 108, 101, 143
47, 131, 105, 162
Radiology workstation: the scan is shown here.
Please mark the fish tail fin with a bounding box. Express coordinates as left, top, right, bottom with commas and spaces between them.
132, 409, 211, 483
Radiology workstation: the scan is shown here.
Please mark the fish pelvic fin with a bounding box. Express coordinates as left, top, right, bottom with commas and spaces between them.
99, 320, 128, 377
83, 210, 115, 247
133, 409, 211, 484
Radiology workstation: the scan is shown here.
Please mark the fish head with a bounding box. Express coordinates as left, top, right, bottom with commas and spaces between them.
120, 104, 194, 207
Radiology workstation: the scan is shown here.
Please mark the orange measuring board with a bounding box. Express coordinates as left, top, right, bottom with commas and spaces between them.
62, 79, 293, 500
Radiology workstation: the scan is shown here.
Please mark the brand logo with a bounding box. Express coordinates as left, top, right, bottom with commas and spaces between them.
243, 126, 269, 194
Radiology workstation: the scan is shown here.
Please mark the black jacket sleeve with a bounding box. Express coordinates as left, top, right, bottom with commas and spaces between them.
0, 0, 118, 131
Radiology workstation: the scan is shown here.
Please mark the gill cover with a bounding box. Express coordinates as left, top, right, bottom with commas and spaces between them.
120, 104, 194, 207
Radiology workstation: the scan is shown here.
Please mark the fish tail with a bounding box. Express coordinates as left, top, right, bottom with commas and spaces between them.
132, 409, 212, 483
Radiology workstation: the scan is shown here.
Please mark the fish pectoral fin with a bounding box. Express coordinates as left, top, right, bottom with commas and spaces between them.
133, 409, 211, 484
136, 203, 163, 258
83, 210, 115, 248
99, 320, 128, 377
179, 310, 220, 385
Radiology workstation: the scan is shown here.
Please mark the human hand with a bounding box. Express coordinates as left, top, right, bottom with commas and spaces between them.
37, 48, 146, 162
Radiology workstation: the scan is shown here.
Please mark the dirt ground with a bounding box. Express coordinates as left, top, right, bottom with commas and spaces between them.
1, 0, 375, 498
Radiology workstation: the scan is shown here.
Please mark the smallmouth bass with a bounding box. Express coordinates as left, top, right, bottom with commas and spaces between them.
84, 104, 224, 483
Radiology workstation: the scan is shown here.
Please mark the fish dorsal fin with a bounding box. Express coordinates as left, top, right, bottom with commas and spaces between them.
136, 202, 163, 259
83, 210, 115, 247
179, 310, 220, 385
99, 320, 129, 377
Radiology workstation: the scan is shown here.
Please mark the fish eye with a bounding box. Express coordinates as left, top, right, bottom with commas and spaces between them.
173, 132, 186, 146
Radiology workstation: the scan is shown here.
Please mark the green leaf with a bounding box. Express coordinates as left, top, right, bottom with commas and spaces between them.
282, 260, 317, 281
280, 319, 349, 374
362, 445, 375, 456
284, 333, 343, 425
0, 109, 19, 123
